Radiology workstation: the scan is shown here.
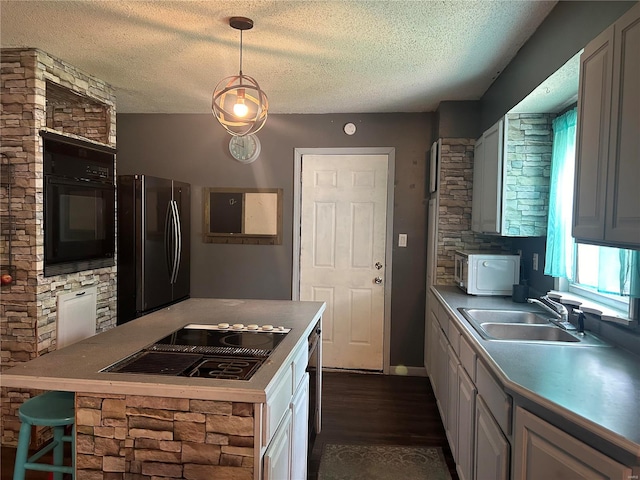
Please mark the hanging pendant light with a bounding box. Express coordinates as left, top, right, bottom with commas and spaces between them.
212, 17, 268, 136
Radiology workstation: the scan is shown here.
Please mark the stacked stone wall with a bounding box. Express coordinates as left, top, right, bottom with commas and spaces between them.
46, 82, 111, 144
503, 113, 554, 236
435, 138, 511, 285
1, 48, 117, 446
76, 393, 255, 480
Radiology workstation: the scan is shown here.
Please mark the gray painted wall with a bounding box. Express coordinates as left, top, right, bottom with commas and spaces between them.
116, 112, 433, 368
480, 1, 636, 130
436, 101, 481, 139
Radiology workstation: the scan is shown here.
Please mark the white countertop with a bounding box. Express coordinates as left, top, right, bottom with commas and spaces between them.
1, 298, 325, 403
433, 286, 640, 465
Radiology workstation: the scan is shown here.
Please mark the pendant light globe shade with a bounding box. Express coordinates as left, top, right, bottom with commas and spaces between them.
212, 73, 268, 136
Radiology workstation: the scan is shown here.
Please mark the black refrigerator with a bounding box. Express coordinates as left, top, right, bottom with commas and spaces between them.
117, 175, 190, 324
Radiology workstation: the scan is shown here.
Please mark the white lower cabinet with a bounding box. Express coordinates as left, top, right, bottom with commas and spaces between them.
514, 407, 633, 480
290, 373, 310, 480
436, 326, 449, 421
446, 344, 460, 460
475, 396, 509, 480
457, 365, 476, 480
427, 297, 508, 480
427, 293, 637, 480
262, 342, 311, 480
264, 409, 292, 480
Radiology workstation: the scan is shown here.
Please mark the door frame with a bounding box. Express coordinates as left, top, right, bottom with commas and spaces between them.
292, 147, 395, 374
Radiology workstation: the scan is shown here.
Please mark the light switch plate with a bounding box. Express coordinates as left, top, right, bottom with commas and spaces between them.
398, 234, 407, 247
533, 253, 539, 271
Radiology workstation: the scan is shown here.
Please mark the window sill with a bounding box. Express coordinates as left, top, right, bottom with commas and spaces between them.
548, 290, 636, 327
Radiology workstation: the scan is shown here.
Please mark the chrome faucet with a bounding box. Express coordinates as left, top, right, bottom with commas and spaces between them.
527, 295, 575, 330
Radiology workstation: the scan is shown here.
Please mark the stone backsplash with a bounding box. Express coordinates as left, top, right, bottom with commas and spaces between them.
1, 48, 117, 446
502, 113, 554, 236
76, 393, 255, 480
435, 138, 511, 285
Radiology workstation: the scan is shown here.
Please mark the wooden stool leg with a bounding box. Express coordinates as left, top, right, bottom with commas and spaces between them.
53, 426, 64, 480
12, 422, 31, 480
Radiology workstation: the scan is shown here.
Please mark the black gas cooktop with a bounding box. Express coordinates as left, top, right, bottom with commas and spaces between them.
104, 324, 290, 380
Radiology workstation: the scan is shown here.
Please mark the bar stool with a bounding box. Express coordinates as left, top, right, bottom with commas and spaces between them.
13, 391, 75, 480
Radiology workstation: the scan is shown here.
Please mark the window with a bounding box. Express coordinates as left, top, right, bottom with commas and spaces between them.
545, 107, 638, 318
571, 244, 632, 312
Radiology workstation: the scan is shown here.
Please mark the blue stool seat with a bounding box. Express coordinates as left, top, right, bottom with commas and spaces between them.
13, 391, 75, 480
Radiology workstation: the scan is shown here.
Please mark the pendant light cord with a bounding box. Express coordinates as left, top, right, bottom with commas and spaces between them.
239, 30, 243, 76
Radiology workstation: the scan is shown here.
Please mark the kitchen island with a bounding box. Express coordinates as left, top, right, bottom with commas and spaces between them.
2, 298, 325, 480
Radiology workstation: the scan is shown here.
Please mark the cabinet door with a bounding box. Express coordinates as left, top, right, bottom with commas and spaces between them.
425, 293, 434, 373
446, 344, 460, 461
605, 3, 640, 246
436, 327, 449, 422
472, 121, 503, 234
480, 120, 503, 234
428, 313, 439, 390
475, 396, 509, 480
457, 365, 476, 480
514, 407, 632, 480
291, 374, 309, 480
573, 25, 613, 242
264, 409, 292, 480
472, 136, 484, 233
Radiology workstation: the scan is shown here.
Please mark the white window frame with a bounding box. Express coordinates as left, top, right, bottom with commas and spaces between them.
557, 277, 633, 318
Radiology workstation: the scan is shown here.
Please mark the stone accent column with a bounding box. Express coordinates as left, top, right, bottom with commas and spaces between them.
1, 48, 117, 446
76, 393, 255, 480
435, 138, 511, 285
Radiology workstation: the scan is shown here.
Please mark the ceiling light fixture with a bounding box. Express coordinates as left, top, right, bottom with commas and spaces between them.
212, 17, 268, 136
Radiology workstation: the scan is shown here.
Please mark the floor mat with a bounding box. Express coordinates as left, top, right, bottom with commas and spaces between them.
318, 444, 453, 480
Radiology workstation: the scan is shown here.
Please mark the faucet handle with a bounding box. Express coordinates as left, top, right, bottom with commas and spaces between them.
575, 309, 585, 335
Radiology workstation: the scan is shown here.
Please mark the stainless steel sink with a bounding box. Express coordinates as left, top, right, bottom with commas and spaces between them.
457, 307, 609, 346
459, 309, 551, 325
480, 323, 579, 342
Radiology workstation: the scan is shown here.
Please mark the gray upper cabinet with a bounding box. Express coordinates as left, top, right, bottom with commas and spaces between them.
472, 115, 553, 236
574, 2, 640, 248
472, 119, 503, 234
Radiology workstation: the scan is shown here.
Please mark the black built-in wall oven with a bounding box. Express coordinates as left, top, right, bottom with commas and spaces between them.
42, 132, 116, 276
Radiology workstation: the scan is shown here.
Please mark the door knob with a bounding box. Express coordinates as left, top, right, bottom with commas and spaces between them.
375, 262, 383, 270
374, 276, 383, 284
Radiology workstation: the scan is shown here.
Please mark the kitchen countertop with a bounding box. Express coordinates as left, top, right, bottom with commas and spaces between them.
433, 286, 640, 464
1, 298, 325, 403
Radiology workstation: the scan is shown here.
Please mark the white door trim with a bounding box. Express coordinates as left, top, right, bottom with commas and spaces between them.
292, 147, 395, 375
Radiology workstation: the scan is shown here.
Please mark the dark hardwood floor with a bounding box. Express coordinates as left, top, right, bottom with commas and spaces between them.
1, 371, 457, 480
308, 370, 459, 480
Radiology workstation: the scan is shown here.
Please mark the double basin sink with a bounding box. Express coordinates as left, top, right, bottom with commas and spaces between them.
458, 308, 608, 346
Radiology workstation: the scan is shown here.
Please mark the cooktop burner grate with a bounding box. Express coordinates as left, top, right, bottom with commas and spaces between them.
188, 356, 264, 380
105, 351, 203, 375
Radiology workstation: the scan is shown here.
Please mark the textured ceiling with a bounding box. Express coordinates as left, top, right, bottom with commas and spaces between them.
0, 1, 558, 114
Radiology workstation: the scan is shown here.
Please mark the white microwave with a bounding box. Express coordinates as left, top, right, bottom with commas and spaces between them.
454, 251, 520, 296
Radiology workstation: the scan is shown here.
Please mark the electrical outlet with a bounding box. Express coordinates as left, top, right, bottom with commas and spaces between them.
398, 234, 407, 247
532, 253, 539, 271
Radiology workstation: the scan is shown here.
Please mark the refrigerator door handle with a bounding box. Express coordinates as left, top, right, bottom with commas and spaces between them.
164, 202, 174, 279
171, 199, 182, 284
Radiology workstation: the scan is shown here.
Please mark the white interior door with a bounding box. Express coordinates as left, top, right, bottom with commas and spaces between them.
299, 153, 389, 370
